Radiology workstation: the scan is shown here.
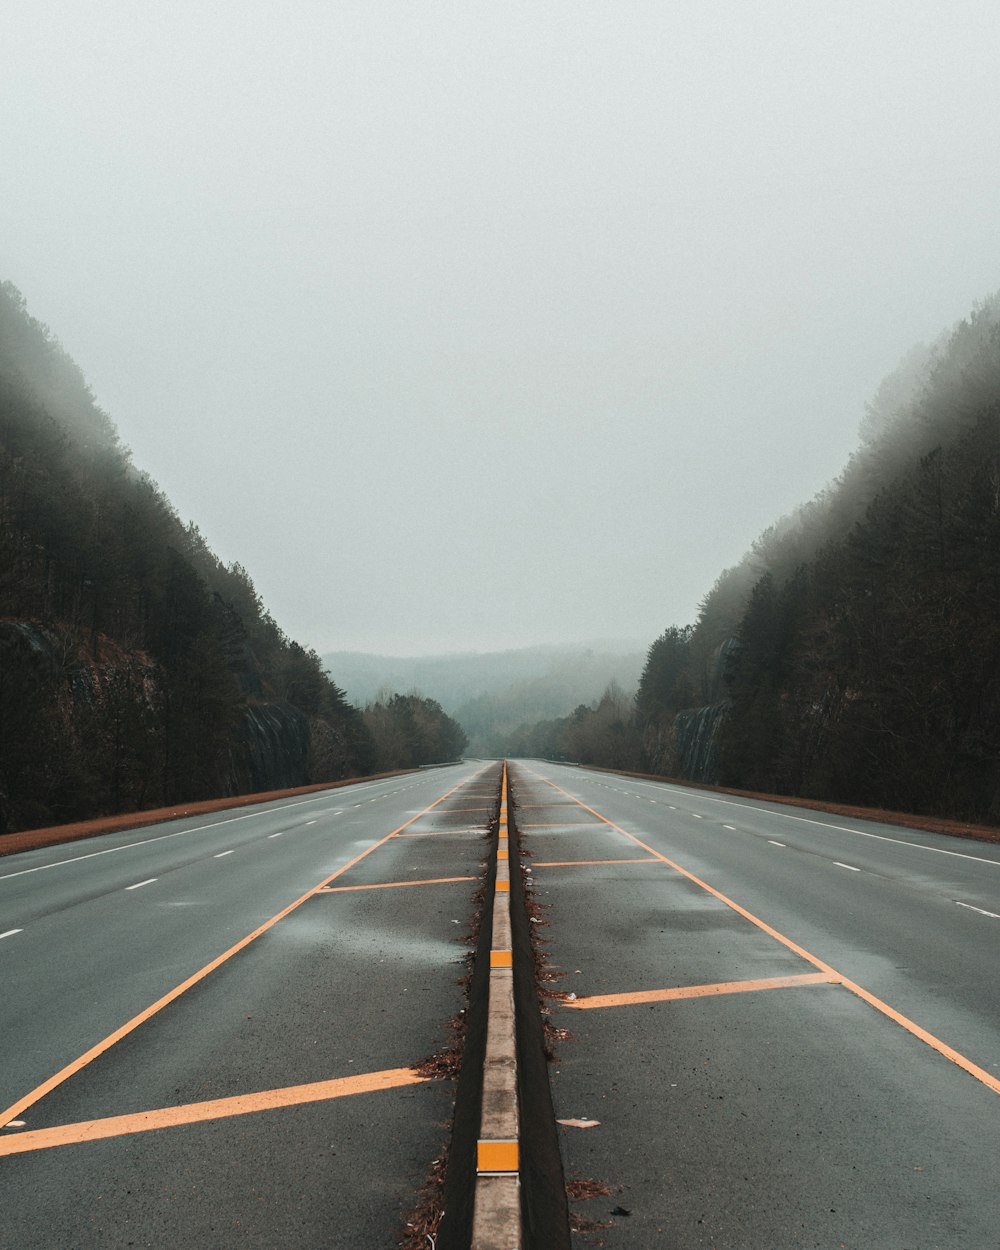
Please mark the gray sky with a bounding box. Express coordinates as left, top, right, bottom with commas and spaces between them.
4, 2, 999, 655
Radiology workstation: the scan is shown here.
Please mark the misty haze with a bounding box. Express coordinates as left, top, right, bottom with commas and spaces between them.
3, 4, 1000, 1248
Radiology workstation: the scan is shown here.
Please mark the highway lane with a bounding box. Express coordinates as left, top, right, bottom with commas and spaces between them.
510, 760, 1000, 1249
1, 769, 458, 1110
566, 765, 1000, 1071
1, 762, 500, 1247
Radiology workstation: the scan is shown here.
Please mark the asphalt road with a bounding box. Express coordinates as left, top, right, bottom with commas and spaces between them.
509, 760, 1000, 1250
0, 762, 500, 1248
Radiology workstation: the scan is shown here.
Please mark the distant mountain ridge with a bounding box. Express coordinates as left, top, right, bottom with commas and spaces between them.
322, 644, 647, 755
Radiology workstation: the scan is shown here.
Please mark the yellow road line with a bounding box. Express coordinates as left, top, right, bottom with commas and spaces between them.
0, 1068, 425, 1157
521, 822, 604, 829
395, 829, 480, 838
318, 875, 475, 892
532, 857, 660, 868
0, 776, 476, 1130
570, 973, 837, 1010
539, 776, 1000, 1099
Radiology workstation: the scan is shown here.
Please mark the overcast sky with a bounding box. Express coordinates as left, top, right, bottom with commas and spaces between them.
4, 2, 999, 655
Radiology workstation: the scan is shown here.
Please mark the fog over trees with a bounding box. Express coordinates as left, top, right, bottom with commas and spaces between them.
323, 646, 645, 757
0, 284, 463, 834
546, 294, 1000, 825
3, 279, 999, 831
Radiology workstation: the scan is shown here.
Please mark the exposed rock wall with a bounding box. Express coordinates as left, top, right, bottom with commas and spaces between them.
0, 619, 319, 834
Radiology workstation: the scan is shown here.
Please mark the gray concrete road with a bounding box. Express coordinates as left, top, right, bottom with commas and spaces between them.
0, 763, 501, 1248
509, 760, 1000, 1250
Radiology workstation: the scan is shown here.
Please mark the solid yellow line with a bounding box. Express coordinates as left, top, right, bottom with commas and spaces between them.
522, 822, 603, 828
532, 858, 659, 867
0, 776, 474, 1130
0, 1068, 426, 1157
539, 776, 1000, 1099
318, 875, 475, 892
570, 973, 837, 1010
395, 829, 480, 838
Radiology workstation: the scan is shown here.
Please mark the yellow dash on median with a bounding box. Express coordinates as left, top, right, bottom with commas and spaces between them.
478, 1138, 519, 1173
569, 973, 838, 1010
0, 1068, 426, 1158
490, 950, 513, 968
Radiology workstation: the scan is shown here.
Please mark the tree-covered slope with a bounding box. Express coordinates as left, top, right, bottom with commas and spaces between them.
0, 282, 374, 833
636, 294, 1000, 822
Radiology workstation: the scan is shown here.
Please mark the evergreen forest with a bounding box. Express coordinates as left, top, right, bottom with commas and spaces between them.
4, 279, 999, 832
0, 282, 465, 835
512, 296, 1000, 825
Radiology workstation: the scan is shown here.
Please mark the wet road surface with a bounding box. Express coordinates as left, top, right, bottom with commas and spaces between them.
1, 763, 500, 1248
509, 760, 1000, 1250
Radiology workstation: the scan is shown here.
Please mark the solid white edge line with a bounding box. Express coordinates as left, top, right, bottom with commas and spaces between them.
569, 772, 1000, 869
125, 878, 157, 891
0, 768, 475, 883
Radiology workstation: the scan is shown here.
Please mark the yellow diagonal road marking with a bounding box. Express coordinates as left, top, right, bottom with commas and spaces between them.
318, 875, 475, 892
569, 972, 837, 1010
0, 775, 475, 1130
0, 1067, 426, 1157
532, 857, 659, 868
537, 774, 1000, 1099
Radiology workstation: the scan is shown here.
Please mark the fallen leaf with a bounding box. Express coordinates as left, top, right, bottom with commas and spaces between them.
557, 1118, 600, 1129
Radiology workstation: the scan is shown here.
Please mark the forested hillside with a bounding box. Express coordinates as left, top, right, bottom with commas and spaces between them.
522, 296, 1000, 825
639, 295, 1000, 820
0, 283, 464, 834
323, 644, 645, 757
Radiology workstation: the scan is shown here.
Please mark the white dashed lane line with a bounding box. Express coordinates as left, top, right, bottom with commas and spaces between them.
767, 840, 786, 847
955, 902, 1000, 919
125, 878, 157, 891
213, 850, 235, 859
835, 862, 861, 872
0, 788, 375, 883
0, 929, 23, 940
268, 832, 284, 839
621, 776, 1000, 868
723, 824, 737, 831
